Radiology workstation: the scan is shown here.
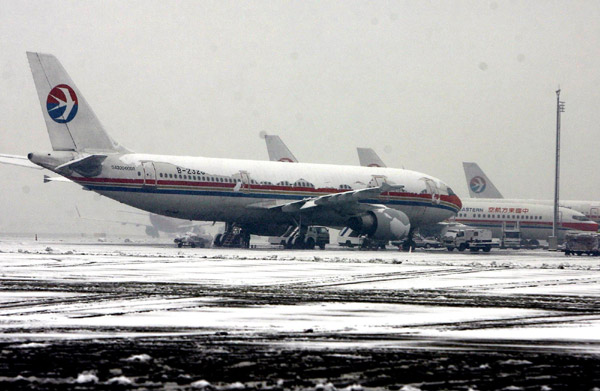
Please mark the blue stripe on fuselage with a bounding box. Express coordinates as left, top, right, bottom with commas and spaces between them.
84, 184, 460, 213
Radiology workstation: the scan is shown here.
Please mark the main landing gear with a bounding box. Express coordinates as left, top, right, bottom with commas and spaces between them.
213, 223, 250, 248
401, 228, 416, 251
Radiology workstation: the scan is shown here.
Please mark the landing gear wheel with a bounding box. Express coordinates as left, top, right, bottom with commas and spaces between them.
293, 236, 305, 249
213, 234, 222, 247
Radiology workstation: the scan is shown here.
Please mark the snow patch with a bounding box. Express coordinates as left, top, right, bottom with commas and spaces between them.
315, 383, 337, 391
223, 381, 245, 389
191, 379, 213, 389
75, 371, 98, 384
107, 375, 133, 385
12, 342, 50, 348
124, 353, 152, 362
499, 359, 532, 366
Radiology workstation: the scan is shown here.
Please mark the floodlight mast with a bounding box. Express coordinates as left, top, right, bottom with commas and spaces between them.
552, 89, 565, 243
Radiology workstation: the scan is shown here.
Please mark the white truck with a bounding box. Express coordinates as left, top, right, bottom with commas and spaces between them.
337, 227, 387, 249
269, 226, 330, 249
443, 228, 498, 252
501, 229, 522, 249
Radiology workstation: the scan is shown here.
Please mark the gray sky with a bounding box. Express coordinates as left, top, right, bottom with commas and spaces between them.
1, 1, 599, 234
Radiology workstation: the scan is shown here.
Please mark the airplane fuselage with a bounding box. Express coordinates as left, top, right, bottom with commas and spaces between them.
43, 153, 462, 236
454, 198, 598, 240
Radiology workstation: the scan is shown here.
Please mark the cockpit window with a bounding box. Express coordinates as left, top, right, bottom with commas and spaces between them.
446, 187, 456, 196
573, 215, 589, 221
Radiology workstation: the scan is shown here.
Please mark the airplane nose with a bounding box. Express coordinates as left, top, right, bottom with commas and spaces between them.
449, 194, 462, 212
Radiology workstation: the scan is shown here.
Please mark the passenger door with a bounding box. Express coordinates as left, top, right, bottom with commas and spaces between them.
142, 161, 157, 187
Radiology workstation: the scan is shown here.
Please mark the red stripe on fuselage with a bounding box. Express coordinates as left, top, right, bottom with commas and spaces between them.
456, 218, 598, 232
68, 176, 462, 211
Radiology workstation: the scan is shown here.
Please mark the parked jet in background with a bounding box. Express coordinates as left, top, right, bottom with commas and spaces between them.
264, 135, 298, 163
452, 199, 597, 243
22, 53, 461, 248
463, 162, 600, 225
75, 207, 211, 238
263, 137, 387, 169
263, 136, 597, 244
357, 148, 387, 168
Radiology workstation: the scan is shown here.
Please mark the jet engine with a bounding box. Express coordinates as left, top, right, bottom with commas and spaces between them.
347, 208, 411, 241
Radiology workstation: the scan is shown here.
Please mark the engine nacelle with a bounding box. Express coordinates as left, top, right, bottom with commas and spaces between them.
347, 208, 411, 241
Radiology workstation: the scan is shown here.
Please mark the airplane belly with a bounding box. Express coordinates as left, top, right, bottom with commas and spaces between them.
95, 189, 294, 226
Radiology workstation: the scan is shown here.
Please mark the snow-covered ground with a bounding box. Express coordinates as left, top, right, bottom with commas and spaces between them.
1, 237, 600, 352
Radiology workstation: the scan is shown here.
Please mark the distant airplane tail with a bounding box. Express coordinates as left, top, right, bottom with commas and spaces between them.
357, 148, 387, 168
27, 52, 128, 153
462, 162, 503, 198
265, 135, 298, 163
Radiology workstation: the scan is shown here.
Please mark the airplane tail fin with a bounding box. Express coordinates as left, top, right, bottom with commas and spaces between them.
462, 162, 503, 198
357, 148, 387, 168
27, 52, 128, 153
265, 135, 298, 163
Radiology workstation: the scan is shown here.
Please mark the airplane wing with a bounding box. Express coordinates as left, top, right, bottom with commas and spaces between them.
262, 183, 405, 215
0, 154, 43, 169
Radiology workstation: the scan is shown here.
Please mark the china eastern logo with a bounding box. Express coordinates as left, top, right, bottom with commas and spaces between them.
46, 84, 78, 123
470, 176, 487, 193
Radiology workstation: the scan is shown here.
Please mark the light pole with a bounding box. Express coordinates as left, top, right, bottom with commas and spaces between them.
549, 89, 565, 250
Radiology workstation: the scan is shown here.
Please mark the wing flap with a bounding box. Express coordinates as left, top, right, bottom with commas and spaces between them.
269, 183, 405, 214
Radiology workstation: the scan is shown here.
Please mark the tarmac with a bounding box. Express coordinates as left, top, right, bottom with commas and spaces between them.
1, 237, 599, 390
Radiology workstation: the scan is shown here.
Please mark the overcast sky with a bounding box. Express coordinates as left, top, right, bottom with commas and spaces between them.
1, 1, 599, 235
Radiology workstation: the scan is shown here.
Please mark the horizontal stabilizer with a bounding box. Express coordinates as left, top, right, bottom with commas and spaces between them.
55, 154, 107, 177
43, 175, 73, 183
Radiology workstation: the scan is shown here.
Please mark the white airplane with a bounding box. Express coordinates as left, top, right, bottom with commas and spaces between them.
464, 162, 600, 225
21, 52, 462, 248
452, 199, 597, 244
265, 136, 598, 243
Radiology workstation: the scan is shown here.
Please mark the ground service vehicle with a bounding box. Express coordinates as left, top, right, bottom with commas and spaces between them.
564, 232, 600, 256
269, 226, 330, 249
391, 235, 441, 250
444, 228, 497, 252
174, 232, 212, 248
338, 227, 387, 249
501, 229, 522, 249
